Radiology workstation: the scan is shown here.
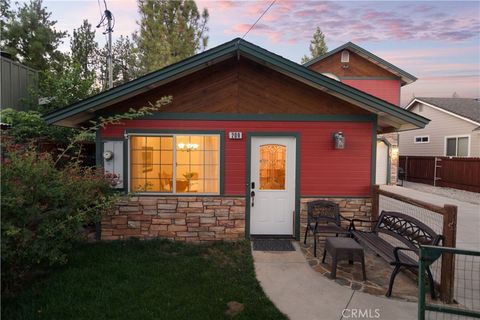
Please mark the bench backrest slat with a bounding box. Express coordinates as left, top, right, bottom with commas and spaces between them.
374, 211, 442, 251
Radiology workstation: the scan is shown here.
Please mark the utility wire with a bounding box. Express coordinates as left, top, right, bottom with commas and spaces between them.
242, 0, 276, 39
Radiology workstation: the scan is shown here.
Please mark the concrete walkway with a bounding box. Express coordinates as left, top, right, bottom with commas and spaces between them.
253, 242, 418, 320
381, 185, 480, 250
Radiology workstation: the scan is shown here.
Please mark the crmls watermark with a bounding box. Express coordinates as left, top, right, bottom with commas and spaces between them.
342, 308, 381, 319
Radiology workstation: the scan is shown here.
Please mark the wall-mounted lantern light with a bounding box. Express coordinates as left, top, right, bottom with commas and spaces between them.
333, 132, 345, 149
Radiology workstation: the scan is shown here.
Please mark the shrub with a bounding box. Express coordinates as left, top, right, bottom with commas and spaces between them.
0, 108, 75, 143
1, 143, 117, 294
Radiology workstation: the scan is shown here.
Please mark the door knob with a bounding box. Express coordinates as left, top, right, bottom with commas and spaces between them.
250, 190, 255, 207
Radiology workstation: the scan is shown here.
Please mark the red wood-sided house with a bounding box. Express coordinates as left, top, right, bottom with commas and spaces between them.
305, 42, 418, 185
45, 39, 427, 242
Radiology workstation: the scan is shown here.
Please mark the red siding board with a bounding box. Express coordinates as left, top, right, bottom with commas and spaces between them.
342, 79, 400, 106
102, 119, 373, 197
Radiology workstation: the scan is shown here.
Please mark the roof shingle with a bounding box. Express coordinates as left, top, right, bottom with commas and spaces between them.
416, 97, 480, 123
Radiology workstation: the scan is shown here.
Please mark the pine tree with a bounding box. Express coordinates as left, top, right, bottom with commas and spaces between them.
71, 20, 97, 79
95, 36, 141, 90
36, 57, 96, 113
301, 27, 328, 64
1, 0, 67, 71
0, 0, 12, 36
113, 35, 141, 86
135, 0, 209, 73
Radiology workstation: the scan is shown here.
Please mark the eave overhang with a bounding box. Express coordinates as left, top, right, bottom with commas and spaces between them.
44, 38, 428, 132
303, 42, 417, 86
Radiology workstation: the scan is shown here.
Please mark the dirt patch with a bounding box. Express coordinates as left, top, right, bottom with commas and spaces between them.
225, 301, 244, 316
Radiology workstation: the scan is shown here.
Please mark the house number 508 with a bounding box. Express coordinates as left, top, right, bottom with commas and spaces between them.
229, 132, 242, 140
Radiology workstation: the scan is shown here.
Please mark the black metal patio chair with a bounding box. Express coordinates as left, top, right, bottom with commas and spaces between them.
303, 200, 351, 257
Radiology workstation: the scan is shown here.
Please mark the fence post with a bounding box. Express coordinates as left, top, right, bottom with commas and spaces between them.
405, 156, 408, 182
440, 204, 457, 303
372, 185, 380, 222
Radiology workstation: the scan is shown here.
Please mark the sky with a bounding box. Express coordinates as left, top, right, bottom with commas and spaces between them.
39, 0, 480, 106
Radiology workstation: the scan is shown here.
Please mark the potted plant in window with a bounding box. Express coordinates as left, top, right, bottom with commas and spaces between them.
182, 172, 196, 192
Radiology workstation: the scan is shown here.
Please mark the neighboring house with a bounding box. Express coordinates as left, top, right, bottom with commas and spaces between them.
304, 42, 418, 185
1, 52, 38, 110
400, 97, 480, 157
44, 38, 428, 242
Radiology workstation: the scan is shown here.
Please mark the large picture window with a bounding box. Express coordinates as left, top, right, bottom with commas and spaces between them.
130, 134, 220, 193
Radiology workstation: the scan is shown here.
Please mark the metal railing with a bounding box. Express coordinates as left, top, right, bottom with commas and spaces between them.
418, 245, 480, 320
373, 185, 457, 303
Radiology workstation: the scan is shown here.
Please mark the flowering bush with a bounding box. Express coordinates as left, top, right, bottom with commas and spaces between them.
1, 143, 117, 293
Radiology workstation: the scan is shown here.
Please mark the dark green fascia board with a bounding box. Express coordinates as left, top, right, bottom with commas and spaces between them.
339, 76, 400, 80
302, 41, 417, 83
236, 41, 428, 128
45, 38, 427, 130
43, 38, 242, 125
106, 112, 376, 122
125, 129, 225, 135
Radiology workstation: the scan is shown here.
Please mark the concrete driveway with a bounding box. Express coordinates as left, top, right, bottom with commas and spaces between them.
381, 185, 480, 250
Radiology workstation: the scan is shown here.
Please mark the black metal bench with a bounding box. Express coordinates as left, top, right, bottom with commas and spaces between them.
350, 210, 443, 298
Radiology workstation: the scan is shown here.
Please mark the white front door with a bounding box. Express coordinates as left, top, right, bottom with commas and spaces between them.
376, 140, 389, 185
250, 136, 296, 235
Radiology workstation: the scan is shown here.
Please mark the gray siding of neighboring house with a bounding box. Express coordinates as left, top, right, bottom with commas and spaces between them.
1, 55, 38, 111
399, 102, 480, 157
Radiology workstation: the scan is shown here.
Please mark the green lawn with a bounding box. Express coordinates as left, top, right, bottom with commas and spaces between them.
2, 240, 286, 320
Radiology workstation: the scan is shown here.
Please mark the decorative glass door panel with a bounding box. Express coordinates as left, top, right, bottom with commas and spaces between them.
259, 144, 286, 190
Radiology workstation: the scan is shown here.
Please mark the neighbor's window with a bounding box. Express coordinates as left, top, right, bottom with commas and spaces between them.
130, 135, 220, 193
446, 136, 469, 157
414, 136, 429, 144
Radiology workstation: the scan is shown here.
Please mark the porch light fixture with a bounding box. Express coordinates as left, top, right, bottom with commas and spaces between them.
333, 132, 345, 149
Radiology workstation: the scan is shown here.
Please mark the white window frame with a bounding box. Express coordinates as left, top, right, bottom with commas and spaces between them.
414, 135, 430, 144
444, 135, 471, 157
127, 133, 221, 195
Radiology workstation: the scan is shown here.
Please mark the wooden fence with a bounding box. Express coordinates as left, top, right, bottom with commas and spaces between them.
399, 156, 480, 193
372, 185, 457, 303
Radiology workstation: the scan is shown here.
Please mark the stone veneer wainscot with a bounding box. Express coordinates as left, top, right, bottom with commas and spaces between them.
102, 196, 372, 241
101, 196, 246, 242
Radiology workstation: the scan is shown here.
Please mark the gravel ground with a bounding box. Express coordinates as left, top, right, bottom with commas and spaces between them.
401, 181, 480, 204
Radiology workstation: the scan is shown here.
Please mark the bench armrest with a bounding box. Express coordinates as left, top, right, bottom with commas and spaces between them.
348, 218, 378, 231
393, 246, 419, 264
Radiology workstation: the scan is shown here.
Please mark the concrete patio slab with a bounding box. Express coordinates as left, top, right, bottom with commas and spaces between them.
253, 242, 418, 320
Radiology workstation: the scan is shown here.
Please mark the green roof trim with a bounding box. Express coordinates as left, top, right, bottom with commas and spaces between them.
44, 38, 427, 130
303, 41, 417, 84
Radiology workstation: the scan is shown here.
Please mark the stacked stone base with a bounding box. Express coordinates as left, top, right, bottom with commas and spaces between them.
101, 196, 246, 242
102, 196, 371, 242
